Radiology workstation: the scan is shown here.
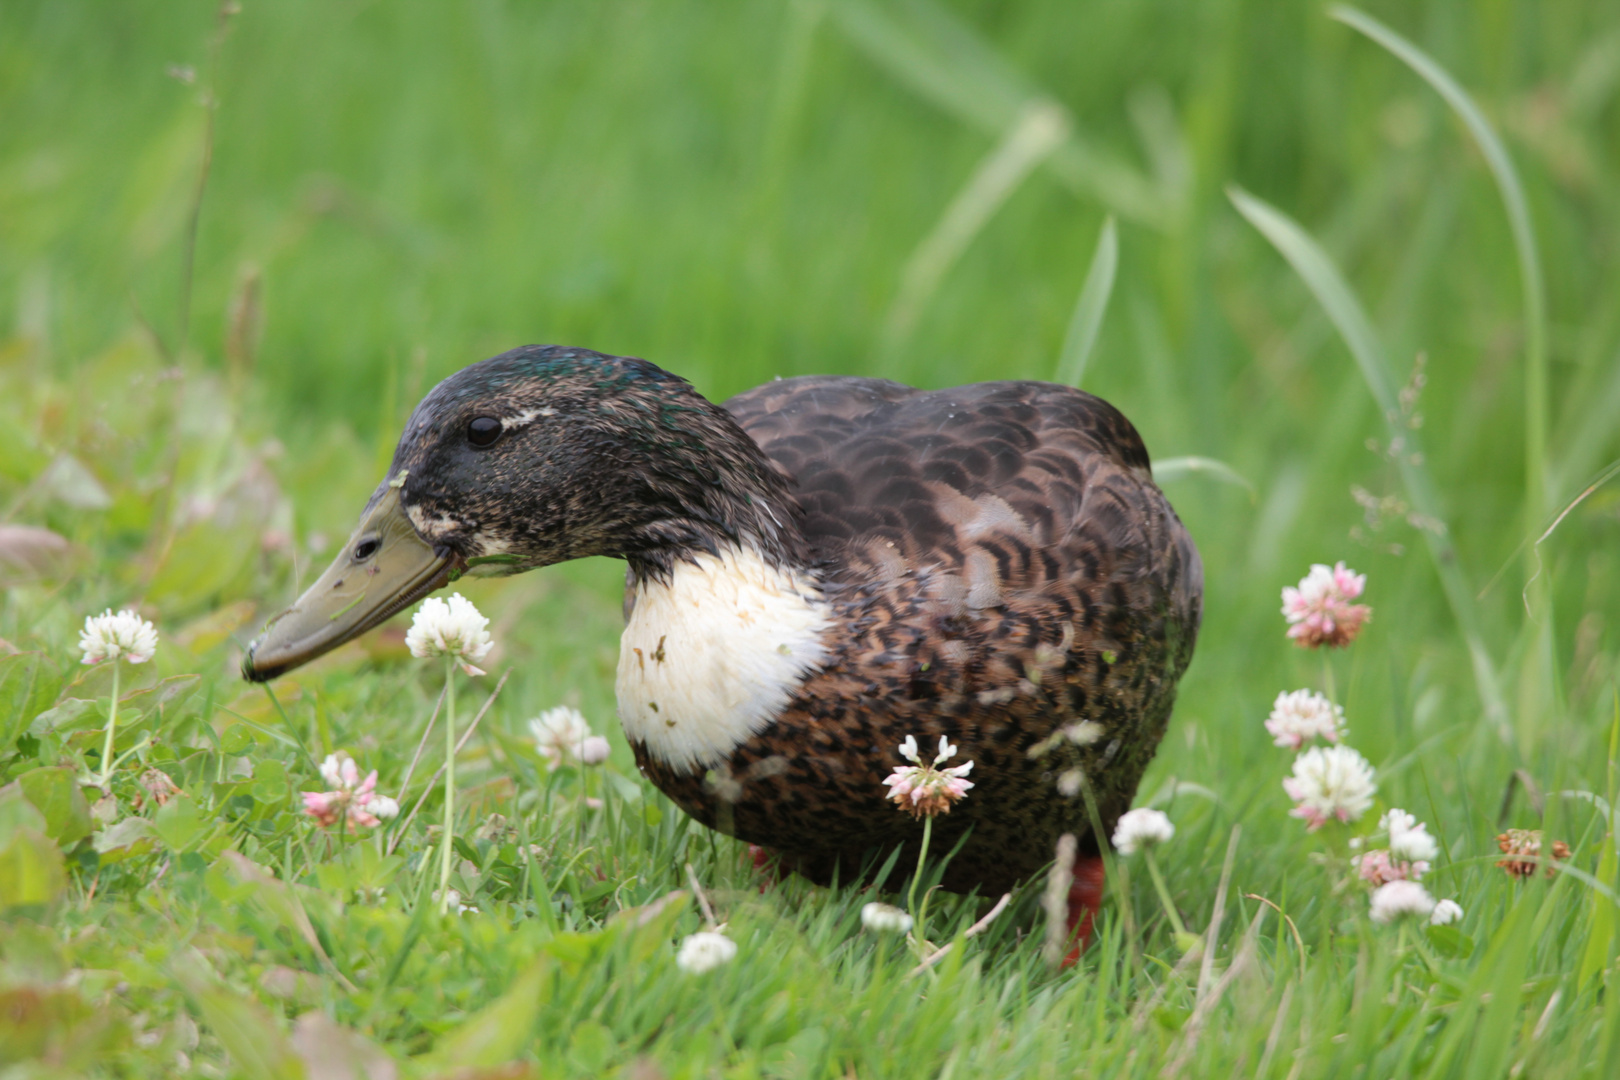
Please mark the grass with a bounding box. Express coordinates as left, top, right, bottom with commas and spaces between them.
3, 0, 1620, 1076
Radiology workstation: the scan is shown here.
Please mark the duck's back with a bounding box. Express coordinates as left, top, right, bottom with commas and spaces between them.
727, 376, 1178, 569
726, 379, 1200, 665
644, 376, 1203, 891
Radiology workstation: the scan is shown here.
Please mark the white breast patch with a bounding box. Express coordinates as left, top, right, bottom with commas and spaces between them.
616, 545, 830, 774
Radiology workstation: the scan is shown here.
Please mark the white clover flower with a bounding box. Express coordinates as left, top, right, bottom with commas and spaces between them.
1389, 831, 1440, 865
1428, 899, 1464, 926
319, 752, 360, 789
529, 706, 598, 766
1112, 808, 1175, 855
405, 593, 494, 675
368, 795, 400, 821
578, 735, 611, 766
1379, 808, 1417, 835
1283, 745, 1376, 830
860, 902, 914, 934
1264, 689, 1345, 750
78, 609, 159, 665
676, 930, 737, 974
1382, 808, 1440, 864
883, 734, 974, 818
1369, 880, 1436, 923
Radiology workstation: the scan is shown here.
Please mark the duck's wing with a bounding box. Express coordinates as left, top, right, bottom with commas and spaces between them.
729, 376, 1195, 599
726, 374, 1202, 714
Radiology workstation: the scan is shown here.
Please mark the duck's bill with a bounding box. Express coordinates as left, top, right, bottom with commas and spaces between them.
242, 487, 457, 682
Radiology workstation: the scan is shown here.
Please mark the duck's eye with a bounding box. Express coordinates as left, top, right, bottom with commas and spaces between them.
353, 536, 380, 560
467, 416, 502, 448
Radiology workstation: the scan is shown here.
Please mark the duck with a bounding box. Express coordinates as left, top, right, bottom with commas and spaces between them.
244, 344, 1202, 951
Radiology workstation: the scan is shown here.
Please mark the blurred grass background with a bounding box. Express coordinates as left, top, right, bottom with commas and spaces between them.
4, 0, 1620, 1073
6, 0, 1619, 752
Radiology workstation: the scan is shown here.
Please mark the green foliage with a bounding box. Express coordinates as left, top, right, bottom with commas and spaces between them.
1, 0, 1619, 1076
0, 653, 60, 746
13, 765, 91, 846
0, 823, 66, 914
171, 949, 308, 1080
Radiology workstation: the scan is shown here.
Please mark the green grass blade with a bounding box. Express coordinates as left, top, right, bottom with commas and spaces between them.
1332, 2, 1557, 756
1331, 5, 1549, 541
1053, 216, 1117, 389
1551, 349, 1620, 501
1425, 891, 1536, 1077
884, 101, 1069, 353
1227, 189, 1399, 416
1527, 456, 1620, 603
1150, 456, 1256, 500
827, 0, 1164, 222
171, 951, 306, 1080
419, 958, 551, 1069
1228, 184, 1512, 746
1580, 697, 1620, 987
825, 0, 1025, 134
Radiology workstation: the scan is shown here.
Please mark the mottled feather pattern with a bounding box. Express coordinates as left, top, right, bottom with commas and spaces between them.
633, 377, 1202, 893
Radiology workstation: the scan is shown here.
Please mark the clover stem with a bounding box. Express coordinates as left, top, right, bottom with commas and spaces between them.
1143, 850, 1189, 939
908, 814, 934, 935
438, 656, 457, 913
1393, 921, 1410, 999
97, 662, 121, 790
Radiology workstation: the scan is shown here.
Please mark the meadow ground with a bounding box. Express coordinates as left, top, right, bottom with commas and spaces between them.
3, 1, 1620, 1076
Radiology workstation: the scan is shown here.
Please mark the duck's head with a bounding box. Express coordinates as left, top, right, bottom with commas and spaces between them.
243, 345, 798, 681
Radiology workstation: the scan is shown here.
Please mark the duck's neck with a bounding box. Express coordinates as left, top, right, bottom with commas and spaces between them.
622, 500, 806, 586
603, 392, 837, 772
611, 397, 810, 586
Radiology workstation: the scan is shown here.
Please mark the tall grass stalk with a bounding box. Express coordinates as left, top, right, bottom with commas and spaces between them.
175, 3, 235, 362
826, 0, 1164, 223
1330, 7, 1549, 540
1229, 185, 1512, 746
883, 99, 1067, 355
1333, 5, 1559, 750
1054, 215, 1117, 389
1150, 456, 1254, 498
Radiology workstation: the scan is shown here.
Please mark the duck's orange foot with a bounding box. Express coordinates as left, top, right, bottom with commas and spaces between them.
1062, 854, 1107, 968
